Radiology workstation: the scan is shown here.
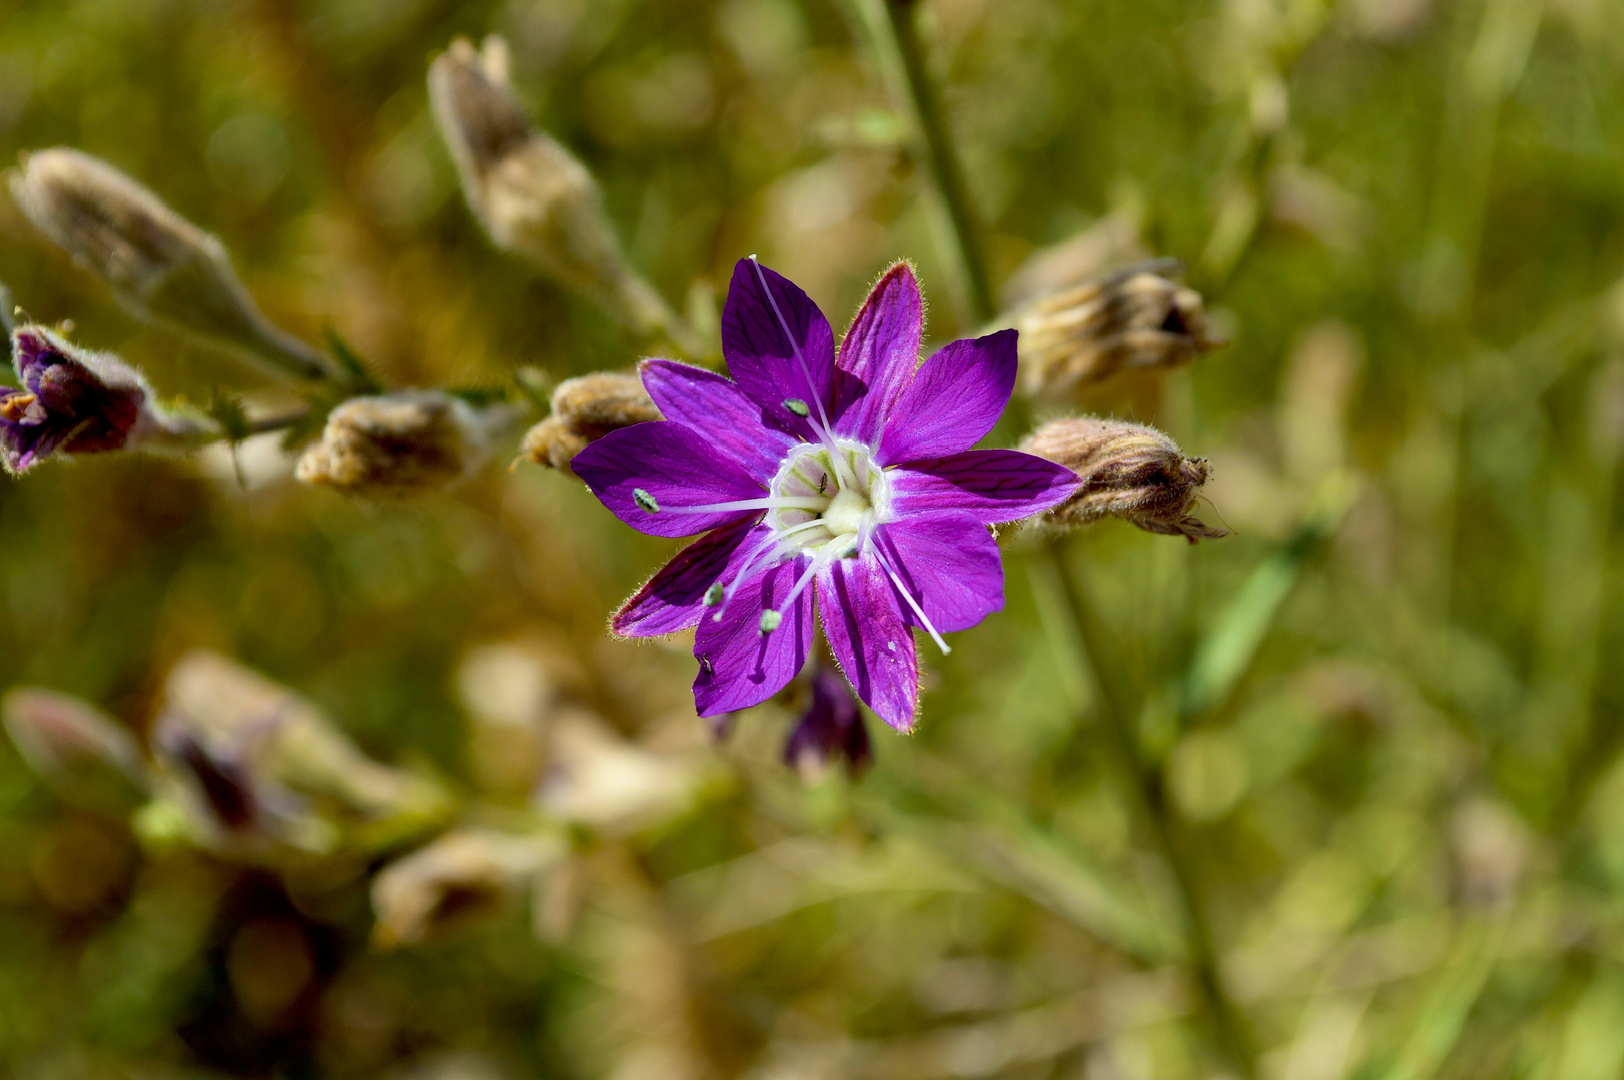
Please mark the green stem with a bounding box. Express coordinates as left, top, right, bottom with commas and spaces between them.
1047, 538, 1260, 1080
879, 0, 996, 323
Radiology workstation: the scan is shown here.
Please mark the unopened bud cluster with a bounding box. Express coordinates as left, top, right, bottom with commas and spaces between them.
521, 371, 659, 473
1023, 417, 1228, 543
296, 391, 494, 495
9, 148, 332, 382
429, 39, 697, 354
1014, 260, 1219, 397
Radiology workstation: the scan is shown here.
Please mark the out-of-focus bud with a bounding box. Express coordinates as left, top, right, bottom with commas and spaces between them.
0, 325, 200, 474
1000, 209, 1149, 310
2, 688, 149, 813
295, 391, 503, 495
1013, 260, 1219, 397
1452, 798, 1529, 909
782, 668, 871, 779
1022, 417, 1229, 543
371, 828, 563, 949
148, 651, 452, 862
537, 709, 700, 834
520, 370, 659, 474
429, 38, 701, 357
8, 148, 335, 383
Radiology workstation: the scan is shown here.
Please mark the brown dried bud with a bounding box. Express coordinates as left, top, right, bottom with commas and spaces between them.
371, 828, 562, 949
2, 688, 149, 812
1023, 417, 1229, 543
429, 39, 699, 355
521, 371, 659, 474
9, 148, 333, 382
296, 392, 494, 496
1013, 260, 1219, 397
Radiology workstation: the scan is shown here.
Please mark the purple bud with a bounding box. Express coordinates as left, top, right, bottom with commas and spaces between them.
0, 325, 161, 474
782, 668, 872, 778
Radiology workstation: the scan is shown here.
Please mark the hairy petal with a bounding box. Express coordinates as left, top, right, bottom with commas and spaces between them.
878, 329, 1018, 464
613, 518, 764, 637
818, 557, 919, 732
720, 258, 836, 440
693, 559, 814, 716
573, 420, 766, 538
833, 263, 922, 445
639, 359, 794, 481
890, 450, 1081, 524
871, 512, 1004, 633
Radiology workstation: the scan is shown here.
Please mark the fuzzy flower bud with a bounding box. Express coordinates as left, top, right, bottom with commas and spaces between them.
295, 391, 496, 495
429, 39, 700, 355
2, 688, 149, 813
520, 371, 659, 473
782, 668, 871, 779
1013, 260, 1219, 397
0, 324, 197, 474
1022, 417, 1228, 543
371, 828, 563, 949
9, 148, 333, 382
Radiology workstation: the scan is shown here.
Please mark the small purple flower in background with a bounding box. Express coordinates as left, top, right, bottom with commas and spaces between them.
0, 325, 170, 474
783, 667, 871, 777
574, 258, 1080, 730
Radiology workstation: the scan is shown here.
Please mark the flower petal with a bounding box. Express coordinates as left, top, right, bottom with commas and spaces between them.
613, 518, 764, 637
720, 258, 836, 440
878, 329, 1018, 464
833, 262, 921, 445
818, 556, 919, 732
890, 449, 1081, 524
871, 512, 1003, 633
639, 359, 795, 482
693, 558, 814, 716
573, 420, 766, 538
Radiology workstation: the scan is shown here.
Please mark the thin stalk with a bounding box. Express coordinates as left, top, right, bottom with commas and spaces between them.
1047, 538, 1260, 1080
877, 0, 996, 323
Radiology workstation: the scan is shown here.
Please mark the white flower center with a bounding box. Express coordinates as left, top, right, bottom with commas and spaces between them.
767, 440, 889, 556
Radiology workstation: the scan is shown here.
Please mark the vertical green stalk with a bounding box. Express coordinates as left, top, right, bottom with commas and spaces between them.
1049, 538, 1260, 1080
875, 0, 996, 323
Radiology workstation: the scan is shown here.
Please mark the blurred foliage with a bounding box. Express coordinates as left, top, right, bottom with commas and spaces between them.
1, 0, 1623, 1078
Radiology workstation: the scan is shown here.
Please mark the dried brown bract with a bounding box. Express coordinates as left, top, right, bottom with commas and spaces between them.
1023, 417, 1228, 543
521, 371, 659, 474
297, 392, 490, 495
9, 148, 332, 382
1014, 260, 1219, 397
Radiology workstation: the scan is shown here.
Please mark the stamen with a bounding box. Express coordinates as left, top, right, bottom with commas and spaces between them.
633, 488, 659, 513
748, 256, 859, 490
783, 398, 810, 417
660, 495, 828, 515
769, 544, 839, 626
712, 518, 828, 621
869, 540, 952, 655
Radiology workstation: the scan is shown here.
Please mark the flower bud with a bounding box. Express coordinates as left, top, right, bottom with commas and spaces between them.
2, 688, 149, 812
782, 668, 871, 779
151, 651, 452, 860
0, 324, 198, 474
429, 39, 700, 355
9, 148, 333, 382
1013, 260, 1219, 396
1022, 417, 1228, 543
520, 371, 659, 474
371, 828, 563, 949
295, 391, 497, 495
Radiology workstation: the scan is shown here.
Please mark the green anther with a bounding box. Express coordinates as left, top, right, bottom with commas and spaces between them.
759, 610, 783, 633
633, 488, 659, 513
783, 398, 810, 417
702, 582, 724, 607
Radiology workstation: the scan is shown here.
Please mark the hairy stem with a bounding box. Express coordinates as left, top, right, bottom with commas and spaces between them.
876, 0, 996, 323
1047, 538, 1260, 1080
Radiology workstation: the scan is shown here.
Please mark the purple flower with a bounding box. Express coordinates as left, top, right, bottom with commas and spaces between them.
0, 325, 155, 474
573, 259, 1080, 730
783, 667, 871, 777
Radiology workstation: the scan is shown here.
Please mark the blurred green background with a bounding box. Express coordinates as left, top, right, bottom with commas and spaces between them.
2, 0, 1624, 1077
